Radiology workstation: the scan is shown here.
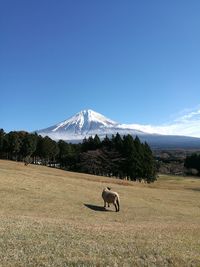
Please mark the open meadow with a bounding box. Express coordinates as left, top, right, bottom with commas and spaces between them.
0, 160, 200, 266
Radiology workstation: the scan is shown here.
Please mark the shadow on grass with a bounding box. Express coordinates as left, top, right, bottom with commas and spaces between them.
84, 204, 113, 212
190, 188, 200, 192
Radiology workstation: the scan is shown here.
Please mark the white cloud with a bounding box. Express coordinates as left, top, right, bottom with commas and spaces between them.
121, 107, 200, 138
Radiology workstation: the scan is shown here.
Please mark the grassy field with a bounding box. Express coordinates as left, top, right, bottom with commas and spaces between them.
0, 160, 200, 266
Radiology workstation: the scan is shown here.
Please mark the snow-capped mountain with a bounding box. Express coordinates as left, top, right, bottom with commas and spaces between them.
37, 109, 144, 141
36, 109, 200, 149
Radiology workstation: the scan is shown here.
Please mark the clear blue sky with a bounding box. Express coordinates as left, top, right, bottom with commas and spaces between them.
1, 0, 200, 132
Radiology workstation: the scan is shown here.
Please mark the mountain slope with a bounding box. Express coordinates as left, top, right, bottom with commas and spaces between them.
37, 109, 145, 141
37, 109, 200, 149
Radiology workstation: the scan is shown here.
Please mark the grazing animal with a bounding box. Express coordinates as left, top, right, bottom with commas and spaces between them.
102, 187, 120, 212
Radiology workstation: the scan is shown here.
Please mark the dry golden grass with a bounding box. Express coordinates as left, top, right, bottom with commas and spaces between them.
0, 160, 200, 266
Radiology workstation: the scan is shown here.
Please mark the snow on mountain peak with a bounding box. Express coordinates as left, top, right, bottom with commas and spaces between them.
80, 109, 117, 126
50, 109, 118, 134
37, 109, 144, 141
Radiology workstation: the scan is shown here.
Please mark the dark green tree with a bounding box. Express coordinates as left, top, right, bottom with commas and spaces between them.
4, 131, 22, 160
36, 136, 59, 165
102, 135, 112, 150
57, 140, 71, 168
142, 142, 157, 183
112, 133, 123, 152
0, 129, 5, 157
93, 134, 101, 149
20, 133, 37, 158
184, 153, 200, 175
122, 135, 138, 180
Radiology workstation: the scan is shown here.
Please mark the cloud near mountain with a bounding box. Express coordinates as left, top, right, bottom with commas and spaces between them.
124, 108, 200, 138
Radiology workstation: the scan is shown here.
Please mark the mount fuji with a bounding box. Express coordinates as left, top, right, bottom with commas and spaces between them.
37, 109, 144, 141
36, 109, 200, 149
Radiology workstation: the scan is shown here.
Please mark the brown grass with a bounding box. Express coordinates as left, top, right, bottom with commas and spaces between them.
0, 160, 200, 266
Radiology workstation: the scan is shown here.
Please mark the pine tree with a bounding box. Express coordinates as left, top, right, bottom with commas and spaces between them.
143, 142, 157, 183
4, 131, 22, 160
185, 153, 200, 175
20, 133, 37, 158
122, 135, 138, 180
0, 129, 5, 157
93, 134, 101, 149
113, 133, 123, 152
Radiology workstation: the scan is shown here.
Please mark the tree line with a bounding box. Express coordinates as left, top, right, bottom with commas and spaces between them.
0, 129, 157, 183
184, 153, 200, 175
